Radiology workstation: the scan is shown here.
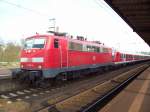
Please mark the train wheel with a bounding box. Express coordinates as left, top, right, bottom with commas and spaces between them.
57, 73, 68, 81
55, 73, 68, 85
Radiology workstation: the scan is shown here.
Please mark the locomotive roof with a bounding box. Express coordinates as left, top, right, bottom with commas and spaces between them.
27, 34, 111, 49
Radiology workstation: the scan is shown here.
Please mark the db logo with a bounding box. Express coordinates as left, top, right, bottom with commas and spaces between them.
93, 56, 96, 61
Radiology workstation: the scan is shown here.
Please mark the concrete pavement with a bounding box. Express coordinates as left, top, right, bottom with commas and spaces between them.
99, 67, 150, 112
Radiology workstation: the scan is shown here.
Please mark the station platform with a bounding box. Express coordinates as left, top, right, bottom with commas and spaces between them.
99, 67, 150, 112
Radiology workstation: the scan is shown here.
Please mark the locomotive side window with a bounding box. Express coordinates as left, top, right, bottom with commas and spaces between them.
86, 46, 100, 52
103, 48, 109, 53
75, 43, 83, 51
69, 41, 102, 53
92, 46, 100, 52
92, 46, 96, 52
54, 39, 59, 48
83, 44, 88, 51
69, 41, 83, 51
87, 46, 92, 52
100, 47, 103, 53
69, 42, 74, 50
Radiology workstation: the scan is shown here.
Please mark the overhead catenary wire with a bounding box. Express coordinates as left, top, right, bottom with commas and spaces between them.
93, 0, 141, 52
94, 0, 133, 33
0, 0, 49, 17
0, 0, 57, 33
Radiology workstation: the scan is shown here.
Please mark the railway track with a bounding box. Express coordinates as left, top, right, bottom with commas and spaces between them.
0, 68, 12, 86
0, 63, 135, 95
0, 68, 24, 92
38, 63, 149, 112
0, 62, 149, 112
0, 68, 18, 78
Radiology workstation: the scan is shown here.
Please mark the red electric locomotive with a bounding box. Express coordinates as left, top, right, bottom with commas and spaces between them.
12, 32, 150, 85
13, 32, 114, 84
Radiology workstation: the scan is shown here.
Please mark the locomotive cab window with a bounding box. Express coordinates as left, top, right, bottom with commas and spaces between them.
54, 39, 59, 48
24, 38, 45, 49
33, 38, 45, 48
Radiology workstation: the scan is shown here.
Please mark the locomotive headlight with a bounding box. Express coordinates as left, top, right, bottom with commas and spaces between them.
38, 65, 42, 69
21, 65, 24, 68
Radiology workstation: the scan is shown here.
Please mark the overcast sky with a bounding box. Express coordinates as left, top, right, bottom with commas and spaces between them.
0, 0, 150, 53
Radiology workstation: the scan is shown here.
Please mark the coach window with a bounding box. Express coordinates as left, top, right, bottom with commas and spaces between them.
54, 39, 59, 48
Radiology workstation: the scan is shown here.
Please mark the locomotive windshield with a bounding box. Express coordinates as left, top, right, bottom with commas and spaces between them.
24, 38, 45, 49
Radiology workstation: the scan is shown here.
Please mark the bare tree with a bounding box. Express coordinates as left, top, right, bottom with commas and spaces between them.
3, 42, 21, 63
0, 37, 4, 62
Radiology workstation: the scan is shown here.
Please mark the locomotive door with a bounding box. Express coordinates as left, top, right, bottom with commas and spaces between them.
59, 39, 67, 68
